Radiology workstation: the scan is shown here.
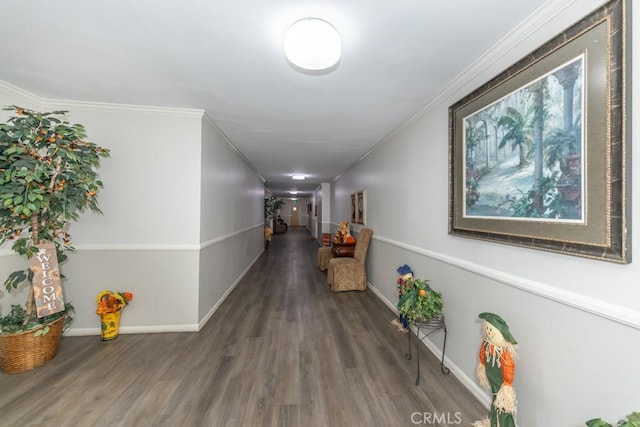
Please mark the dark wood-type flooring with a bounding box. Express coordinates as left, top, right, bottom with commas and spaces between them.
0, 227, 485, 426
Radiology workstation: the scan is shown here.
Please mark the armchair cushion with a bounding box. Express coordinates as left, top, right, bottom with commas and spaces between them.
317, 246, 334, 271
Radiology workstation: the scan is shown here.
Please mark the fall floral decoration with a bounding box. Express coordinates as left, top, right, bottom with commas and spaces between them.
333, 221, 353, 244
95, 290, 133, 315
397, 278, 443, 323
96, 290, 132, 341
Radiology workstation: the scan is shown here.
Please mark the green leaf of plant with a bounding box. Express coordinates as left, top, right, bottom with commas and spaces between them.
397, 289, 417, 307
627, 413, 640, 423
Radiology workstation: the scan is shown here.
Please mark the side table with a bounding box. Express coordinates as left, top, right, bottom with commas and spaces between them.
331, 241, 356, 257
405, 313, 450, 385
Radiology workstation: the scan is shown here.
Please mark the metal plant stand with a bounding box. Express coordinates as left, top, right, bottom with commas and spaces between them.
405, 313, 450, 385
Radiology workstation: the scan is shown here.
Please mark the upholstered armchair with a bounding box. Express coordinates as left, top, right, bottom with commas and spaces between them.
317, 246, 333, 271
327, 228, 373, 292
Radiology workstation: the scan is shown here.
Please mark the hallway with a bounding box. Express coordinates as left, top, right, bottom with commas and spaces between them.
0, 227, 485, 426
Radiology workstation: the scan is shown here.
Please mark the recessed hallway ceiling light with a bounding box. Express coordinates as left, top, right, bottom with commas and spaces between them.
284, 18, 341, 71
292, 175, 306, 180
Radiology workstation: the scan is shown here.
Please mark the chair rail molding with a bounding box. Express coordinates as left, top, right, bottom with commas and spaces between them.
372, 234, 640, 330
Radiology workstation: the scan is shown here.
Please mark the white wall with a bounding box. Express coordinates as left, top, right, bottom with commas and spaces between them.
311, 186, 321, 239
198, 115, 264, 323
314, 183, 332, 242
332, 0, 639, 425
306, 199, 315, 233
0, 82, 265, 335
0, 84, 205, 331
52, 101, 205, 332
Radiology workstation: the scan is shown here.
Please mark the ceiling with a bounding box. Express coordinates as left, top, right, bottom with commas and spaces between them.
0, 0, 548, 198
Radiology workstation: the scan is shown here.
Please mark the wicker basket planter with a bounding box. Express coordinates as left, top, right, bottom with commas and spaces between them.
0, 316, 65, 374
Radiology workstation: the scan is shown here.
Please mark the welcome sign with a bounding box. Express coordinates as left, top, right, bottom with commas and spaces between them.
29, 242, 65, 318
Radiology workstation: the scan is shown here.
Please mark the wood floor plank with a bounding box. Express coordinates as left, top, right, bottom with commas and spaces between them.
0, 227, 486, 426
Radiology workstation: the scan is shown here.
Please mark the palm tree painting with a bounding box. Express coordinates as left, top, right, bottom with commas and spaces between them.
463, 56, 584, 222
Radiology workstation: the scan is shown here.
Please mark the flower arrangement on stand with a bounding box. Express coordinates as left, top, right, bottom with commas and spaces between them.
95, 290, 133, 341
397, 277, 443, 323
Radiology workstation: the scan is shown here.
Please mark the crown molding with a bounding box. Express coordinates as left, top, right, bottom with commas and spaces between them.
45, 98, 205, 117
0, 78, 205, 117
202, 112, 265, 183
350, 0, 579, 172
0, 79, 42, 105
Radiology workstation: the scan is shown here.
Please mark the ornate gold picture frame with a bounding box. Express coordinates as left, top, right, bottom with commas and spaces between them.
448, 0, 630, 263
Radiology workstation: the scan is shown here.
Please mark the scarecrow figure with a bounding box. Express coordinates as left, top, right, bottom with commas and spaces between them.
473, 312, 518, 427
391, 264, 413, 333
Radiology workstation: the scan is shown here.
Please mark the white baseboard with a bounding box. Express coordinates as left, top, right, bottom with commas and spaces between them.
65, 324, 199, 336
65, 249, 264, 337
197, 249, 263, 330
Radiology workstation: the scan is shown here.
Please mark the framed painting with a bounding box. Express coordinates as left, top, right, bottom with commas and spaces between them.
350, 193, 357, 223
356, 190, 365, 225
448, 0, 630, 263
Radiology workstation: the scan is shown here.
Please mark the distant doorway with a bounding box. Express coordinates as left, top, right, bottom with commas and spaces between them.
291, 206, 300, 226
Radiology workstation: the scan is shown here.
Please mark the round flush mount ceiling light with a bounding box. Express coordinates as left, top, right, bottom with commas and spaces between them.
284, 18, 341, 71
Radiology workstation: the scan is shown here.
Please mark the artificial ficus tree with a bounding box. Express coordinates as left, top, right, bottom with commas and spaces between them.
264, 195, 284, 226
0, 105, 110, 323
